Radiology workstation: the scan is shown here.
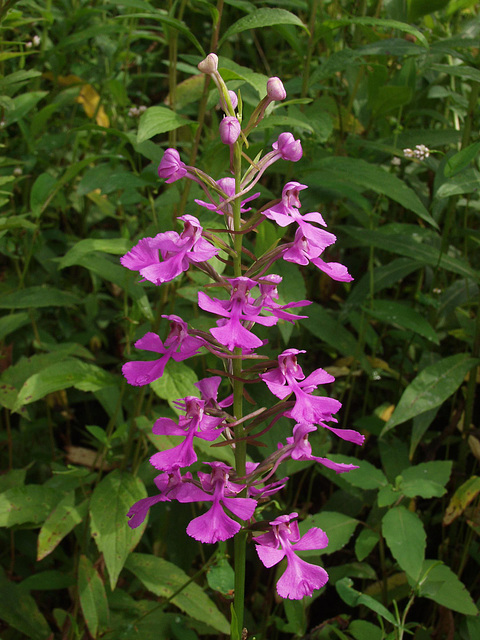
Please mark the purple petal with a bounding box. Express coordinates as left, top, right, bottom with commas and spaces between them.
276, 553, 328, 600
311, 257, 353, 282
122, 357, 169, 386
149, 437, 197, 471
256, 544, 286, 568
211, 318, 263, 351
127, 494, 164, 529
186, 502, 240, 543
293, 527, 329, 551
222, 496, 256, 520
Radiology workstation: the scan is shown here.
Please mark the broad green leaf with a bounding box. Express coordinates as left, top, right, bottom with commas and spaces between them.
78, 555, 109, 638
137, 106, 191, 143
206, 557, 235, 595
409, 560, 478, 615
0, 485, 60, 527
256, 114, 314, 134
30, 172, 56, 217
335, 577, 398, 626
444, 141, 480, 178
299, 512, 359, 555
348, 620, 383, 640
58, 237, 133, 268
399, 461, 452, 499
355, 527, 380, 562
303, 303, 358, 358
0, 570, 51, 639
382, 506, 426, 581
151, 359, 198, 412
383, 354, 479, 432
443, 476, 480, 525
364, 300, 439, 344
410, 407, 439, 459
219, 8, 308, 47
0, 286, 81, 308
342, 225, 479, 282
307, 158, 437, 227
328, 455, 388, 490
125, 553, 229, 634
0, 311, 29, 340
5, 91, 48, 125
431, 63, 480, 84
0, 468, 26, 492
218, 57, 268, 98
37, 494, 88, 560
370, 85, 413, 116
13, 358, 116, 411
325, 16, 428, 47
90, 470, 147, 589
347, 258, 422, 306
436, 168, 480, 197
408, 0, 450, 20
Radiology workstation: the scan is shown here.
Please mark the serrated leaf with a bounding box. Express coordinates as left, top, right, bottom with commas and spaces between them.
383, 354, 479, 432
78, 555, 109, 637
125, 553, 229, 634
37, 494, 87, 560
0, 570, 51, 639
219, 8, 308, 47
399, 461, 452, 499
0, 485, 61, 527
0, 286, 81, 309
329, 455, 388, 490
90, 470, 147, 589
444, 476, 480, 525
137, 106, 191, 143
364, 300, 439, 344
410, 560, 478, 615
299, 512, 359, 555
382, 506, 426, 581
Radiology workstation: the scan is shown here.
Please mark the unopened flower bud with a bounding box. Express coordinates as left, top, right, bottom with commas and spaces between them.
273, 132, 303, 162
219, 116, 241, 145
32, 35, 41, 47
158, 148, 188, 183
13, 167, 23, 176
267, 77, 286, 101
198, 53, 218, 75
25, 41, 32, 49
227, 90, 238, 111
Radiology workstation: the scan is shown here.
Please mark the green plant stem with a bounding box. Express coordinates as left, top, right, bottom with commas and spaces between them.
300, 0, 318, 103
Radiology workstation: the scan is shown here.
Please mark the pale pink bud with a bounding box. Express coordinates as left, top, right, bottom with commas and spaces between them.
228, 90, 238, 110
219, 117, 241, 145
267, 77, 286, 101
273, 132, 303, 162
198, 53, 218, 75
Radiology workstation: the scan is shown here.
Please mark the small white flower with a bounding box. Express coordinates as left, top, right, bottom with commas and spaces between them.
0, 120, 6, 128
138, 105, 147, 114
13, 167, 23, 176
414, 144, 430, 160
32, 35, 41, 47
391, 157, 401, 166
128, 107, 140, 117
403, 148, 414, 158
25, 41, 33, 49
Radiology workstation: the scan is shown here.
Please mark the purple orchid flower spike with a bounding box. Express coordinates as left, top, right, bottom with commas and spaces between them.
278, 423, 360, 473
255, 512, 329, 600
194, 376, 234, 409
195, 177, 259, 217
121, 215, 218, 286
127, 468, 195, 529
184, 462, 257, 543
150, 397, 225, 471
283, 228, 353, 283
198, 276, 277, 351
122, 315, 204, 386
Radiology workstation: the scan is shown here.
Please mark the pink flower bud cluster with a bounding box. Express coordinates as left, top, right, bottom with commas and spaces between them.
121, 57, 361, 601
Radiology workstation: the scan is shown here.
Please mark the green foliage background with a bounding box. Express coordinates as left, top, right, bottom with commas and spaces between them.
0, 0, 479, 638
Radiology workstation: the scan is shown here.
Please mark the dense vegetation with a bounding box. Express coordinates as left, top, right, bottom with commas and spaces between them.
0, 0, 479, 639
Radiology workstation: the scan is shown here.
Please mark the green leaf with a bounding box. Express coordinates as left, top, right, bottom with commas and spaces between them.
137, 106, 191, 143
299, 511, 359, 555
408, 0, 450, 19
410, 560, 478, 615
219, 8, 308, 47
78, 555, 109, 638
347, 258, 422, 306
151, 360, 199, 412
308, 158, 437, 228
0, 569, 51, 639
336, 577, 398, 625
303, 303, 358, 358
206, 557, 235, 595
399, 461, 452, 499
436, 168, 480, 197
328, 455, 388, 490
370, 85, 413, 116
90, 470, 147, 589
256, 114, 314, 134
0, 468, 26, 492
444, 475, 480, 525
37, 494, 88, 560
444, 141, 480, 178
0, 286, 81, 309
5, 91, 48, 125
348, 620, 383, 640
30, 173, 56, 217
382, 506, 426, 581
0, 485, 60, 527
325, 16, 428, 47
0, 311, 30, 340
383, 354, 479, 432
125, 553, 230, 634
364, 300, 439, 344
355, 527, 379, 561
58, 237, 133, 268
431, 63, 480, 84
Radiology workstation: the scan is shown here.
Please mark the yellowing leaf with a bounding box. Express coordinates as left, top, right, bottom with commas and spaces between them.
380, 404, 395, 422
43, 72, 83, 86
76, 84, 110, 127
444, 476, 480, 525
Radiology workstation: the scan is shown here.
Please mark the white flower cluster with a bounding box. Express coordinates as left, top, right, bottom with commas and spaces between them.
128, 105, 147, 117
403, 144, 430, 160
26, 35, 41, 48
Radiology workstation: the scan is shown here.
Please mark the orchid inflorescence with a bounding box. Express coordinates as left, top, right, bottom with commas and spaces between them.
121, 53, 363, 605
